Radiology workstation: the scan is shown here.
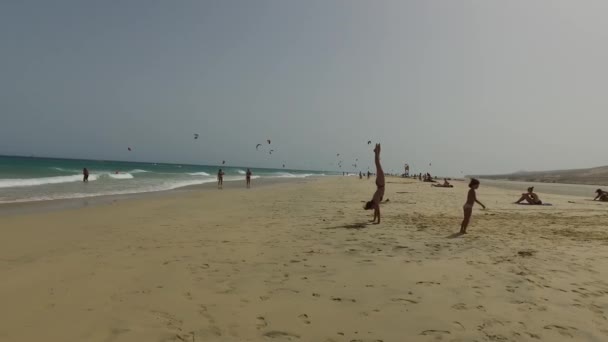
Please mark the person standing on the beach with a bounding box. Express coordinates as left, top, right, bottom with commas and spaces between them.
359, 171, 363, 179
460, 178, 485, 234
364, 144, 385, 224
83, 168, 89, 182
217, 169, 224, 189
246, 168, 252, 189
367, 171, 370, 180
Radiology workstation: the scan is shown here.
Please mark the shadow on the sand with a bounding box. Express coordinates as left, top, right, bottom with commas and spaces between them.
447, 232, 465, 239
325, 222, 370, 230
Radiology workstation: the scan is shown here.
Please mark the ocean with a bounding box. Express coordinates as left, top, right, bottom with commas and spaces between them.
0, 156, 330, 203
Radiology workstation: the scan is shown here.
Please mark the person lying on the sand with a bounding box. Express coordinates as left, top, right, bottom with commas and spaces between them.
364, 144, 384, 224
432, 178, 453, 188
515, 187, 542, 205
594, 189, 608, 201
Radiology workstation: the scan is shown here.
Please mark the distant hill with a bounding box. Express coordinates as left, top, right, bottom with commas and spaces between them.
474, 165, 608, 186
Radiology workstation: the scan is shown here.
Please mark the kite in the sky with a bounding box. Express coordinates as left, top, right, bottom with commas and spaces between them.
367, 141, 372, 145
336, 153, 340, 157
267, 139, 271, 144
128, 147, 132, 151
282, 164, 285, 168
269, 150, 274, 155
222, 160, 226, 165
256, 144, 262, 150
194, 133, 199, 140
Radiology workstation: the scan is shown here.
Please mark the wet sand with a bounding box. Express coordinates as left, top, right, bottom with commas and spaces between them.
1, 177, 607, 341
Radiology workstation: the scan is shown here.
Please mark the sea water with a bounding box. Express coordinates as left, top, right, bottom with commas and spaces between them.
0, 156, 329, 203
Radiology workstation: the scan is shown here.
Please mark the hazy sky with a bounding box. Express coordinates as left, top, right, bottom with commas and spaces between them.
2, 1, 608, 175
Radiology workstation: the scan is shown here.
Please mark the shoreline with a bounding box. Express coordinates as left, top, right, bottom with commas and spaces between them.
0, 175, 325, 217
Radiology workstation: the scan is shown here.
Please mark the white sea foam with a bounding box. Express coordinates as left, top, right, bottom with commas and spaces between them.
237, 170, 246, 175
129, 169, 149, 173
107, 173, 134, 179
0, 178, 219, 203
0, 174, 99, 188
188, 172, 211, 176
268, 172, 315, 178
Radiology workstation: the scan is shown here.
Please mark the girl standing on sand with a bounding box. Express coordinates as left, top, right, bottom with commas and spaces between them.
246, 168, 252, 188
364, 144, 384, 224
217, 169, 224, 189
460, 178, 486, 234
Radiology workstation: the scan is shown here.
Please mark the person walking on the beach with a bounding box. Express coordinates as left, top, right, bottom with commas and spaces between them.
364, 144, 385, 224
460, 178, 485, 234
217, 169, 224, 189
83, 168, 89, 182
246, 168, 252, 189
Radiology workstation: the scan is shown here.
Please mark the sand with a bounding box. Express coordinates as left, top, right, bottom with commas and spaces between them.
1, 177, 607, 342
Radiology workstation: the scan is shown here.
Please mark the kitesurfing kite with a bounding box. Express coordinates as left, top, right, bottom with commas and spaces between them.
367, 141, 372, 145
194, 133, 199, 140
269, 150, 274, 155
267, 139, 271, 144
256, 144, 262, 150
222, 160, 226, 165
128, 147, 132, 151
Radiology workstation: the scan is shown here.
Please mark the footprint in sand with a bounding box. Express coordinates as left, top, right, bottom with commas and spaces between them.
452, 321, 465, 331
420, 330, 451, 336
544, 325, 578, 338
452, 303, 467, 310
331, 296, 356, 303
391, 298, 419, 305
416, 281, 441, 286
298, 314, 311, 325
256, 316, 268, 330
263, 330, 300, 340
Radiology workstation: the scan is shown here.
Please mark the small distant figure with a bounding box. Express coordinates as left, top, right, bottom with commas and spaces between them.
359, 171, 363, 180
515, 187, 542, 205
367, 171, 370, 180
460, 178, 486, 234
83, 168, 89, 182
364, 144, 385, 224
594, 188, 608, 201
217, 169, 225, 189
246, 168, 252, 188
418, 173, 422, 181
432, 178, 453, 188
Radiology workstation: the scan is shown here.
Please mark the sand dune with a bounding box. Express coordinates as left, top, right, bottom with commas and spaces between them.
1, 177, 607, 341
476, 165, 608, 185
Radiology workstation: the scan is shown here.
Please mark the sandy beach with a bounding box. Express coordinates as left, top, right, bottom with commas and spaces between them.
1, 177, 607, 342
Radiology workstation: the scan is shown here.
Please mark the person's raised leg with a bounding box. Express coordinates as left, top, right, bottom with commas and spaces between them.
374, 144, 384, 188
